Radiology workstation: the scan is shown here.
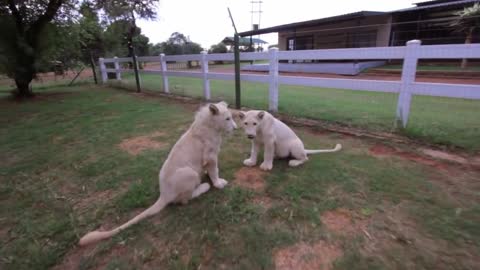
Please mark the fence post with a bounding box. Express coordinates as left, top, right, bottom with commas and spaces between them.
234, 33, 241, 109
99, 57, 107, 83
160, 54, 169, 93
113, 56, 121, 80
200, 51, 211, 100
89, 52, 98, 84
131, 53, 141, 92
396, 40, 421, 128
268, 47, 279, 112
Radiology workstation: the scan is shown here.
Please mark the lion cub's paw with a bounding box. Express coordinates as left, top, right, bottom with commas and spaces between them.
260, 162, 273, 171
243, 158, 257, 167
213, 178, 228, 189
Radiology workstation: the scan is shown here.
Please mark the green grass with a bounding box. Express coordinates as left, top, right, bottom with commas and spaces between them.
121, 73, 480, 151
1, 85, 478, 270
0, 76, 95, 95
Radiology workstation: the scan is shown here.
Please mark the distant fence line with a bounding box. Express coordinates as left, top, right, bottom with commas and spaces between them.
99, 40, 480, 128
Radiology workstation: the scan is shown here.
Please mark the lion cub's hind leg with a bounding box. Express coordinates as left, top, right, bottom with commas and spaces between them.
170, 167, 204, 205
287, 140, 309, 167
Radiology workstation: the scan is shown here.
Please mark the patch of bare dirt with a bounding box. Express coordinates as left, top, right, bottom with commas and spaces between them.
118, 131, 167, 155
52, 243, 98, 270
233, 167, 267, 192
94, 243, 129, 269
73, 182, 131, 213
369, 144, 480, 172
421, 148, 468, 164
274, 241, 343, 270
369, 144, 449, 171
320, 208, 367, 236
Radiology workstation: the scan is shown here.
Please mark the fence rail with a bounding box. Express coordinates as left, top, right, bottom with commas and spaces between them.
99, 40, 480, 128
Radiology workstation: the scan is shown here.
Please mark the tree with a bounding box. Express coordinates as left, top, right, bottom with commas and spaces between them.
209, 43, 228, 54
208, 42, 227, 64
160, 32, 204, 55
133, 34, 150, 56
0, 0, 73, 98
95, 0, 158, 58
158, 32, 203, 68
0, 0, 159, 98
451, 3, 480, 69
149, 43, 163, 56
77, 2, 104, 63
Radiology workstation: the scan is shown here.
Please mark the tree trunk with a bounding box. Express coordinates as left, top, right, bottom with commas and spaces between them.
461, 29, 473, 69
13, 50, 36, 98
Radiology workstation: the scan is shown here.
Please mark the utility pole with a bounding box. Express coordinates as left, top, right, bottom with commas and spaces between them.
228, 8, 241, 109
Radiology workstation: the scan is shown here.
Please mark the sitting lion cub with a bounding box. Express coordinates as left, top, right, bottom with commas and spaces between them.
238, 110, 341, 171
79, 101, 237, 246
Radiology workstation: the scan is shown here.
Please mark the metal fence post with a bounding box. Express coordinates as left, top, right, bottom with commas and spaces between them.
113, 56, 121, 80
200, 51, 211, 100
99, 57, 107, 83
396, 40, 421, 128
234, 33, 241, 109
160, 54, 169, 93
268, 47, 279, 112
131, 53, 141, 92
90, 52, 98, 84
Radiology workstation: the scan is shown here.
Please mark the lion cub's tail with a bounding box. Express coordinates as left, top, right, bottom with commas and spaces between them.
305, 144, 342, 155
78, 197, 168, 246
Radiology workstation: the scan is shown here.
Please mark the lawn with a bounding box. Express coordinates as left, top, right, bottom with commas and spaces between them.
120, 73, 480, 151
1, 85, 479, 270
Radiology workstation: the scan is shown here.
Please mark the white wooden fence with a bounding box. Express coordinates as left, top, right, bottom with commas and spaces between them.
99, 40, 480, 128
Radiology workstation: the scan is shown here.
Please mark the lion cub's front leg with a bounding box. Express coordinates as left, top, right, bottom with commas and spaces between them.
260, 140, 274, 171
244, 140, 260, 167
204, 151, 228, 189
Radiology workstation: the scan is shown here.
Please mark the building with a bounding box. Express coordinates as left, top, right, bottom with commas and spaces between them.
239, 0, 479, 51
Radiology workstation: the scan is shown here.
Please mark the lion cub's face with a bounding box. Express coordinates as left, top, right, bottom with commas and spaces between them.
237, 110, 265, 139
209, 102, 237, 133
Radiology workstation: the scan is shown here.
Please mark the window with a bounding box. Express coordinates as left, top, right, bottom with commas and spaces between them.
347, 30, 377, 48
287, 36, 314, 50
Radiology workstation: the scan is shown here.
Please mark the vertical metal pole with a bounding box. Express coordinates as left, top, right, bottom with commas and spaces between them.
90, 52, 98, 84
131, 47, 141, 92
234, 33, 241, 109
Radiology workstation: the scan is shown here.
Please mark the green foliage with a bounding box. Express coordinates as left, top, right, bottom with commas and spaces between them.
451, 3, 480, 34
209, 42, 228, 54
0, 0, 158, 96
158, 32, 204, 55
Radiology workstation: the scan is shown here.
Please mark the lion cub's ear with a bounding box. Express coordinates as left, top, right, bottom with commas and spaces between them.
238, 111, 245, 119
257, 111, 265, 120
209, 104, 219, 115
218, 101, 228, 107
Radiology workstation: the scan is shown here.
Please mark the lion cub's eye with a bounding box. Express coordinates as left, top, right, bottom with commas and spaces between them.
226, 117, 230, 121
253, 123, 257, 126
244, 122, 248, 125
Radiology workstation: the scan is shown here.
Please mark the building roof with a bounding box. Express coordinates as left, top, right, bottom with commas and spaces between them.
239, 11, 386, 37
239, 0, 477, 37
222, 37, 267, 46
393, 0, 477, 13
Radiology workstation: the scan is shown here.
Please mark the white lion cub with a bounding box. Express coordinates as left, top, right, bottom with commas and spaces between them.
78, 101, 237, 246
238, 110, 341, 171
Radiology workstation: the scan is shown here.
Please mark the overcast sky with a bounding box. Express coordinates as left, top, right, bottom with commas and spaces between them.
136, 0, 432, 49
